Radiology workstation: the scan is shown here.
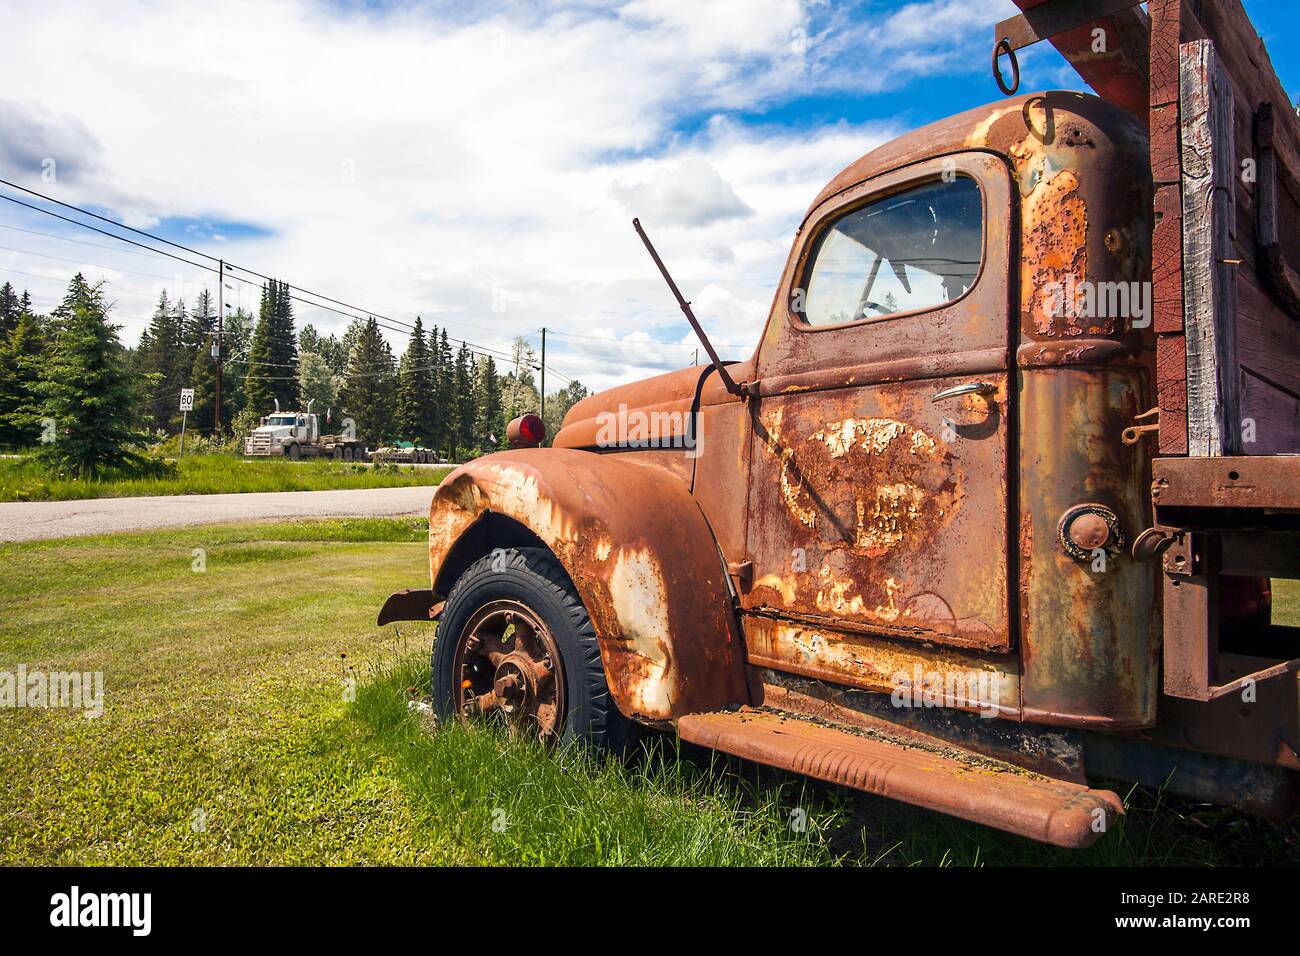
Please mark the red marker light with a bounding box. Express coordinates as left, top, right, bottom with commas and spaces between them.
507, 414, 546, 448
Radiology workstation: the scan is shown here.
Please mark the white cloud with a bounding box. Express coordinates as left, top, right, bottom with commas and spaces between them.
610, 157, 753, 227
0, 0, 1009, 392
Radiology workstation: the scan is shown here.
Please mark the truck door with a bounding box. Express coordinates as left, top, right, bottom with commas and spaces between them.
743, 153, 1014, 654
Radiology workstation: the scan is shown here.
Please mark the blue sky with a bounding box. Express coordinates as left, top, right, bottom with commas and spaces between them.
0, 0, 1296, 392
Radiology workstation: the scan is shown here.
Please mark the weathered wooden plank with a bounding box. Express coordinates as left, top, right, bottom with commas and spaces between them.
1195, 0, 1300, 171
1179, 39, 1240, 457
1148, 0, 1185, 108
1152, 183, 1184, 334
1236, 270, 1300, 401
1150, 102, 1182, 184
1156, 334, 1188, 454
1255, 102, 1300, 322
1149, 0, 1195, 456
1239, 370, 1300, 455
1196, 0, 1300, 331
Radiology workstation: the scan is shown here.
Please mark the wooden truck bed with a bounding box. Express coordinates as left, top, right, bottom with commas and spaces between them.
1148, 0, 1300, 458
1005, 0, 1300, 458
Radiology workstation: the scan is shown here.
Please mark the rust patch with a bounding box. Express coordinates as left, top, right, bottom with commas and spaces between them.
1022, 169, 1093, 337
742, 613, 1020, 719
766, 411, 956, 559
608, 547, 674, 716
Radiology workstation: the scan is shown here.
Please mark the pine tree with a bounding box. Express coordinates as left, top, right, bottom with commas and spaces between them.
453, 340, 473, 457
29, 275, 148, 477
137, 290, 185, 431
0, 281, 20, 340
341, 317, 367, 366
0, 309, 46, 448
340, 317, 396, 445
298, 324, 322, 356
434, 327, 454, 456
424, 323, 445, 448
171, 295, 189, 376
186, 289, 216, 357
395, 317, 432, 443
243, 280, 299, 415
473, 355, 502, 450
274, 280, 299, 407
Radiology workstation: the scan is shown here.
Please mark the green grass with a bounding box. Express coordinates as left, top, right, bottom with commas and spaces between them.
0, 453, 453, 502
1274, 578, 1300, 628
1, 519, 1297, 865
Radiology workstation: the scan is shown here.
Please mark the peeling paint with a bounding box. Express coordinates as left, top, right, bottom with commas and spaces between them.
609, 548, 674, 715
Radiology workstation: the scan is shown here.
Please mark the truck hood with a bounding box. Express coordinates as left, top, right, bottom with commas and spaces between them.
252, 426, 292, 437
556, 361, 753, 449
555, 365, 705, 449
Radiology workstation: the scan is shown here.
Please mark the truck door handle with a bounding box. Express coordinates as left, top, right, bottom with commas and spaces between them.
931, 381, 996, 403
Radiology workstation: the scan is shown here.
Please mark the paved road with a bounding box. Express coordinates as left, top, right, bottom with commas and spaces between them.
0, 486, 436, 542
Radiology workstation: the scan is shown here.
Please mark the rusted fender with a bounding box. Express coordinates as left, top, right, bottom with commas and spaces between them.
427, 448, 751, 722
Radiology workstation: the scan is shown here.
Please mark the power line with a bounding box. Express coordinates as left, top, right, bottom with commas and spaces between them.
0, 192, 218, 275
0, 219, 166, 260
4, 180, 589, 390
0, 266, 161, 302
0, 186, 546, 373
0, 242, 185, 281
0, 175, 541, 342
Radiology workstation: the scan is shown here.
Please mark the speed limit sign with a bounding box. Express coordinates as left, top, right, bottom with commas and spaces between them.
179, 389, 194, 412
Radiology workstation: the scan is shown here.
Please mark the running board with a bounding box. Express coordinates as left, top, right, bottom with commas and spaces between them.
677, 709, 1123, 848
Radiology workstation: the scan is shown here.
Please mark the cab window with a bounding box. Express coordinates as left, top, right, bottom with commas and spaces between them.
796, 176, 983, 326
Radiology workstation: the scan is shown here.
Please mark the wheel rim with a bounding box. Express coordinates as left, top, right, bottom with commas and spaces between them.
451, 599, 565, 742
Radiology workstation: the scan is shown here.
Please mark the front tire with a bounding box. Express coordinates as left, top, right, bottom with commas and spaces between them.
433, 547, 628, 751
286, 443, 301, 461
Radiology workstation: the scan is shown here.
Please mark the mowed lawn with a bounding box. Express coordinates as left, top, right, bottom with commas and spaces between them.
1, 519, 1298, 866
0, 454, 453, 502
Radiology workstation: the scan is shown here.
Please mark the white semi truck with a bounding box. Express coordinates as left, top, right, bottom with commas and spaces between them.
242, 403, 368, 461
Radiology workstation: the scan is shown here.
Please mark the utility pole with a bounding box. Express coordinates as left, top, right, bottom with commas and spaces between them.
539, 327, 546, 422
214, 259, 224, 432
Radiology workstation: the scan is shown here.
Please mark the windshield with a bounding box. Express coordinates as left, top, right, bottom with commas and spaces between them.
266, 415, 298, 426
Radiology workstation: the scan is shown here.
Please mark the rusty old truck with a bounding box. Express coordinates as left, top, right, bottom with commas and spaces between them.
379, 0, 1300, 848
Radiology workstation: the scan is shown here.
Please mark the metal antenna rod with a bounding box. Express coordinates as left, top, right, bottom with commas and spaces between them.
632, 218, 742, 397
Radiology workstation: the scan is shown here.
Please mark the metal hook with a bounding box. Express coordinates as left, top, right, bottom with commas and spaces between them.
1121, 407, 1160, 445
992, 37, 1019, 96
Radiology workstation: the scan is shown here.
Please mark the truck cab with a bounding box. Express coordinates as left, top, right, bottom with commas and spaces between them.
381, 0, 1300, 849
244, 412, 318, 457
